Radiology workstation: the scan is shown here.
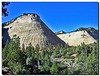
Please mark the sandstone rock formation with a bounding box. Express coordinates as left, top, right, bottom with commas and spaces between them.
3, 13, 65, 48
55, 31, 66, 35
57, 30, 98, 46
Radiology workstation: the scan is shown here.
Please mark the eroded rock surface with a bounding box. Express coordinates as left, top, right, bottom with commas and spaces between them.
57, 30, 98, 46
4, 13, 65, 48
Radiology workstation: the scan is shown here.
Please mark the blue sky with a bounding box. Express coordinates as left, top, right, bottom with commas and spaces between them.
2, 2, 98, 32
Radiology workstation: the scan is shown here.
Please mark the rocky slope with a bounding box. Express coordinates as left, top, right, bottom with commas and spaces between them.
57, 28, 98, 46
55, 31, 66, 35
3, 13, 65, 48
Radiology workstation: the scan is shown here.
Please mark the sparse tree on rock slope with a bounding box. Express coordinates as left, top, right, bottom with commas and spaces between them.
35, 44, 40, 54
22, 43, 25, 52
26, 43, 34, 57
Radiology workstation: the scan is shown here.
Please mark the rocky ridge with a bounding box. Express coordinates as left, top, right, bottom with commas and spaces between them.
3, 13, 65, 48
57, 28, 98, 46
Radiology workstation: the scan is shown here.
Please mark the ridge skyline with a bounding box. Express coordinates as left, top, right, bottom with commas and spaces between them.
2, 2, 98, 32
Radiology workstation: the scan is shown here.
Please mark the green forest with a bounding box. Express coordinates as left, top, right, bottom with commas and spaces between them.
2, 36, 99, 75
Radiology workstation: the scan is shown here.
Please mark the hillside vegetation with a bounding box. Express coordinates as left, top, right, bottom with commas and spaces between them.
57, 27, 98, 46
2, 36, 99, 75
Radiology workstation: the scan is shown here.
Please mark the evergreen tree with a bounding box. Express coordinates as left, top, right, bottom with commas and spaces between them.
6, 49, 26, 74
50, 61, 59, 74
40, 61, 50, 73
48, 43, 53, 50
53, 44, 61, 55
2, 40, 9, 66
81, 42, 86, 53
77, 52, 87, 74
35, 44, 40, 54
8, 36, 20, 51
60, 69, 68, 74
76, 46, 81, 57
44, 53, 49, 61
85, 47, 99, 74
22, 43, 25, 52
40, 50, 45, 59
26, 43, 34, 57
2, 40, 9, 59
2, 2, 10, 16
65, 43, 69, 48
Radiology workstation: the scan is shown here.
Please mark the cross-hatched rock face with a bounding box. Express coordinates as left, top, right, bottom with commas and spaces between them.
57, 30, 98, 46
4, 13, 65, 48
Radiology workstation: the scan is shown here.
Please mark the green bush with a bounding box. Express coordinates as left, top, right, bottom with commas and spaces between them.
63, 55, 75, 59
70, 56, 75, 59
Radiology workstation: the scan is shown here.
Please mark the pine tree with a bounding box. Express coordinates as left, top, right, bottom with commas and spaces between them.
61, 69, 68, 74
35, 44, 40, 54
2, 40, 9, 59
85, 47, 99, 75
50, 61, 59, 74
44, 53, 49, 61
22, 43, 25, 52
77, 52, 87, 74
49, 43, 53, 50
40, 50, 45, 59
26, 43, 34, 57
41, 61, 50, 72
2, 40, 9, 66
8, 36, 20, 51
6, 49, 26, 74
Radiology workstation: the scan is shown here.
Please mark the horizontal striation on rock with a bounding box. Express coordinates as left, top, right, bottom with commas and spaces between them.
3, 13, 65, 48
57, 30, 98, 46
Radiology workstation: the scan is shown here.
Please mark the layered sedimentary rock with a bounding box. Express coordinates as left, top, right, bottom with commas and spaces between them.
57, 30, 98, 46
3, 13, 65, 48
